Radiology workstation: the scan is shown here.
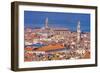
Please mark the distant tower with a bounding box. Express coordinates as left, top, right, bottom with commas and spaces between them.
44, 17, 54, 38
77, 21, 81, 49
45, 17, 49, 29
44, 17, 49, 38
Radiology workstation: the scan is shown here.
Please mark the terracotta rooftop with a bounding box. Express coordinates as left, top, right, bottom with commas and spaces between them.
35, 44, 65, 52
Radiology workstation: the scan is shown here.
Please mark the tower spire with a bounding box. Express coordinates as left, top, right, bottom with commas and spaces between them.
77, 20, 81, 49
77, 20, 80, 32
45, 17, 48, 29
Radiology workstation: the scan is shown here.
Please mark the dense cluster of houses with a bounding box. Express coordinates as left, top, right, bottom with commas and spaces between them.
24, 18, 90, 61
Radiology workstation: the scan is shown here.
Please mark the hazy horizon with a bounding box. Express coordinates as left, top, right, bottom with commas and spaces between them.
24, 11, 90, 32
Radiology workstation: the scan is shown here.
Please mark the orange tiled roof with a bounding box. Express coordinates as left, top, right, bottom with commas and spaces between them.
35, 44, 64, 52
25, 48, 33, 51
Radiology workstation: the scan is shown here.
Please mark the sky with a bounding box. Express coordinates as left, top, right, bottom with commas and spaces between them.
24, 11, 90, 32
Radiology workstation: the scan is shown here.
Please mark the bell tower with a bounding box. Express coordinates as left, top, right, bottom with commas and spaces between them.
77, 21, 81, 49
45, 17, 49, 29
